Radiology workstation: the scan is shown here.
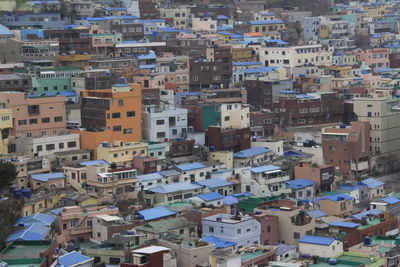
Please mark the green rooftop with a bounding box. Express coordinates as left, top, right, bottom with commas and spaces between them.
241, 249, 270, 261
357, 218, 381, 230
0, 240, 54, 260
310, 252, 384, 267
0, 258, 43, 267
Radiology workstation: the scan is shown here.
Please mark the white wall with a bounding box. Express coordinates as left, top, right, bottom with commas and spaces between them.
32, 133, 80, 158
299, 240, 343, 258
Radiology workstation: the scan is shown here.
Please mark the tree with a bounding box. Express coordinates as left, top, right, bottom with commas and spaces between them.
0, 161, 17, 193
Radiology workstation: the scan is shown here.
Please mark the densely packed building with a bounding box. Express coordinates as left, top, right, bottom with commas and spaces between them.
1, 0, 400, 266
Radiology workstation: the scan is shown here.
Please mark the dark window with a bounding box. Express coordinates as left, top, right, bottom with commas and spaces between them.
37, 145, 43, 152
127, 111, 135, 117
157, 132, 165, 138
67, 141, 77, 148
112, 112, 121, 119
124, 128, 132, 134
29, 119, 38, 124
156, 119, 165, 125
41, 117, 50, 123
18, 120, 27, 125
46, 144, 55, 150
113, 125, 122, 131
54, 116, 63, 122
72, 156, 78, 161
59, 143, 64, 149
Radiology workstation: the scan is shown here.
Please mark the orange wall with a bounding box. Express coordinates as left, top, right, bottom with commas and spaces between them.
76, 83, 142, 154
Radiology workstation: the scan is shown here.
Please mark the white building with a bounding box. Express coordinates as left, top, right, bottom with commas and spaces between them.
241, 165, 291, 197
298, 235, 343, 258
202, 213, 261, 249
142, 106, 188, 142
32, 133, 80, 158
120, 0, 139, 17
220, 103, 250, 130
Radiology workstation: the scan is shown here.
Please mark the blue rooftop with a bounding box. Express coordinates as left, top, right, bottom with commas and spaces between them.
286, 179, 315, 189
195, 178, 233, 189
306, 210, 327, 218
174, 162, 206, 172
330, 221, 359, 228
276, 244, 297, 256
79, 159, 109, 166
56, 251, 92, 267
248, 20, 285, 25
6, 223, 50, 243
350, 209, 384, 221
197, 192, 224, 201
137, 172, 164, 182
244, 67, 278, 74
223, 195, 239, 205
137, 206, 176, 221
202, 235, 236, 248
250, 165, 280, 173
31, 172, 65, 182
326, 193, 353, 202
339, 184, 365, 191
299, 235, 336, 246
234, 147, 271, 158
233, 61, 262, 67
359, 178, 384, 189
14, 213, 56, 227
148, 182, 203, 194
382, 196, 400, 205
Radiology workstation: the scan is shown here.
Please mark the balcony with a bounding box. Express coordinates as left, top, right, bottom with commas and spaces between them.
351, 161, 369, 171
59, 54, 91, 62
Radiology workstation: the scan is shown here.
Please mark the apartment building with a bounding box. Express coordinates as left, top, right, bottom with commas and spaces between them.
77, 82, 142, 153
357, 48, 390, 69
96, 141, 148, 166
353, 97, 400, 170
201, 213, 261, 249
0, 104, 12, 154
322, 122, 371, 179
142, 106, 188, 142
0, 92, 66, 139
220, 103, 250, 130
159, 7, 190, 29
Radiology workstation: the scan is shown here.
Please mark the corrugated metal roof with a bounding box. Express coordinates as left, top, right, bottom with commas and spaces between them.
359, 178, 384, 189
286, 179, 315, 189
174, 162, 206, 171
30, 172, 65, 182
0, 23, 13, 36
223, 195, 239, 205
383, 196, 400, 205
250, 165, 280, 173
6, 223, 50, 243
233, 147, 271, 158
57, 251, 92, 267
197, 192, 224, 201
148, 182, 203, 194
137, 206, 176, 221
350, 209, 384, 221
306, 210, 327, 218
79, 159, 109, 166
299, 235, 335, 246
202, 235, 236, 248
330, 221, 359, 228
14, 213, 56, 227
248, 20, 285, 25
137, 172, 163, 182
195, 178, 233, 189
276, 244, 297, 256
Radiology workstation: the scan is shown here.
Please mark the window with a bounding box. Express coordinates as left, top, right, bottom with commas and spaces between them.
18, 120, 27, 125
46, 144, 55, 150
124, 128, 132, 134
224, 116, 230, 121
156, 120, 165, 125
29, 119, 38, 124
2, 116, 9, 121
41, 117, 50, 123
157, 132, 165, 138
28, 105, 40, 115
67, 141, 77, 148
112, 112, 121, 119
127, 111, 135, 117
237, 229, 241, 234
209, 227, 214, 233
367, 112, 372, 117
41, 131, 47, 137
70, 219, 78, 227
59, 143, 64, 149
37, 145, 42, 152
113, 125, 122, 132
293, 232, 300, 239
329, 146, 335, 152
54, 116, 63, 122
172, 129, 177, 135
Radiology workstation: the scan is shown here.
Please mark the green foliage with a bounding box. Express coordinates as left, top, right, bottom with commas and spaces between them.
0, 199, 22, 250
0, 161, 17, 192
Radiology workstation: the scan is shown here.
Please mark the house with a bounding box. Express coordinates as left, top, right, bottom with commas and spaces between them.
60, 192, 98, 207
136, 172, 166, 191
173, 162, 211, 182
201, 213, 261, 249
144, 182, 204, 206
318, 193, 354, 217
51, 251, 93, 267
92, 214, 133, 243
275, 244, 298, 262
299, 235, 343, 258
194, 178, 234, 196
286, 179, 316, 201
122, 246, 177, 267
294, 162, 335, 192
233, 147, 272, 167
135, 206, 176, 221
30, 172, 65, 190
189, 192, 224, 207
359, 178, 385, 199
6, 223, 52, 243
339, 184, 368, 204
370, 196, 400, 213
242, 165, 291, 197
134, 217, 198, 239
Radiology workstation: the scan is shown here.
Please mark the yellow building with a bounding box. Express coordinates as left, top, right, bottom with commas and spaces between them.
0, 105, 12, 154
361, 3, 387, 21
96, 140, 148, 166
22, 190, 66, 217
209, 151, 233, 169
232, 47, 253, 61
326, 65, 353, 78
249, 20, 286, 35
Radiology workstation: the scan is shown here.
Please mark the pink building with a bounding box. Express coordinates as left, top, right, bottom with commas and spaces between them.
56, 205, 119, 244
0, 92, 66, 139
357, 48, 390, 69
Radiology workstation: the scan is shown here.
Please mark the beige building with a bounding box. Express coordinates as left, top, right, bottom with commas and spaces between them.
0, 104, 12, 154
159, 7, 190, 29
208, 151, 233, 169
96, 141, 148, 166
353, 97, 400, 171
220, 103, 250, 130
191, 17, 217, 33
319, 194, 353, 217
260, 207, 316, 246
